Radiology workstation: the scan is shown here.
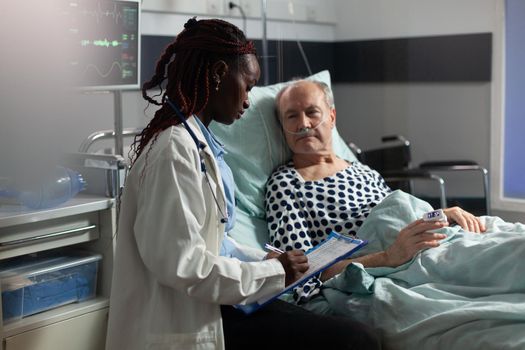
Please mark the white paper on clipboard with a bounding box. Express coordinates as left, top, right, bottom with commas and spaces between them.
235, 232, 367, 314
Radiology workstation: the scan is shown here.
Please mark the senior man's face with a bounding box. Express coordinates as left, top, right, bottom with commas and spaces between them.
278, 82, 336, 156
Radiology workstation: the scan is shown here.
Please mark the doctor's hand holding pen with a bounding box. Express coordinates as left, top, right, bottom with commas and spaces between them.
265, 245, 309, 286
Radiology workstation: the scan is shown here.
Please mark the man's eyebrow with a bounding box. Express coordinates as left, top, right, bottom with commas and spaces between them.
283, 103, 319, 115
282, 106, 298, 115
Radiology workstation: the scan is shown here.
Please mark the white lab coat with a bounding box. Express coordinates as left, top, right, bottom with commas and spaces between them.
105, 117, 285, 350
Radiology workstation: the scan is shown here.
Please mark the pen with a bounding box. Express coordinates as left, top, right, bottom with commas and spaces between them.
264, 243, 284, 254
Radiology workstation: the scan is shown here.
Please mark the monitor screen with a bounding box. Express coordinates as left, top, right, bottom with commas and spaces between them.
65, 0, 140, 90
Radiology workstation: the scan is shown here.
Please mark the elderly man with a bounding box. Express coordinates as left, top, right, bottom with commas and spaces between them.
266, 80, 484, 303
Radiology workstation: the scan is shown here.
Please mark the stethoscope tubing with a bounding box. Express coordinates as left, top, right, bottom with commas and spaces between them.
166, 99, 228, 223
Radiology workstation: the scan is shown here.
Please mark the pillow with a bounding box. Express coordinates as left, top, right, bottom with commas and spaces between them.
210, 70, 356, 248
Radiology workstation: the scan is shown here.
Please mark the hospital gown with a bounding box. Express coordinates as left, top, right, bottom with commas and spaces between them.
265, 161, 391, 303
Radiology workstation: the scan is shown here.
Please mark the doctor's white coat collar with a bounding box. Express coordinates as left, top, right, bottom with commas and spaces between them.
184, 116, 215, 158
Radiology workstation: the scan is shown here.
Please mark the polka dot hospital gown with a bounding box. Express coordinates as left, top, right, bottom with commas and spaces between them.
265, 161, 392, 304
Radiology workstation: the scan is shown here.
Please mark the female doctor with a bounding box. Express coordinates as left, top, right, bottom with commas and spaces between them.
105, 18, 380, 350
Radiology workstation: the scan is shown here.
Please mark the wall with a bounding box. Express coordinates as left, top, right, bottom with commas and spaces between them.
141, 0, 337, 24
333, 0, 496, 41
139, 0, 338, 42
329, 0, 525, 221
331, 0, 497, 157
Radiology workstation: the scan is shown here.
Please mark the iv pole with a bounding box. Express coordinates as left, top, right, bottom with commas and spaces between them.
113, 90, 124, 157
260, 0, 269, 85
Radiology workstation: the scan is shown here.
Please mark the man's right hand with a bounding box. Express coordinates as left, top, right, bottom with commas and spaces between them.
384, 219, 448, 267
276, 250, 309, 286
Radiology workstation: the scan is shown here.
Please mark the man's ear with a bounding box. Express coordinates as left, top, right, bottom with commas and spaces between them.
211, 60, 228, 83
330, 107, 337, 128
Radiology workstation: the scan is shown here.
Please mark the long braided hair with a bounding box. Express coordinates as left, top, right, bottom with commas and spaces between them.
131, 17, 256, 164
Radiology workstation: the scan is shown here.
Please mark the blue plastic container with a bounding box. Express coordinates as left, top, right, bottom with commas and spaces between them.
0, 251, 101, 322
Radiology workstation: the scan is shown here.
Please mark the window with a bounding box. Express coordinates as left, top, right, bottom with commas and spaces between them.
492, 0, 525, 211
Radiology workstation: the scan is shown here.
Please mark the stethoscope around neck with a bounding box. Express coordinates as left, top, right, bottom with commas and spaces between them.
166, 99, 228, 224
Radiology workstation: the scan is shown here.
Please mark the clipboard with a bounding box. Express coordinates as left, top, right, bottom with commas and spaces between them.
235, 231, 367, 314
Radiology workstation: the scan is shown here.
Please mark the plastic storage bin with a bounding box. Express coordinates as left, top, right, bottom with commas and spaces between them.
0, 251, 101, 323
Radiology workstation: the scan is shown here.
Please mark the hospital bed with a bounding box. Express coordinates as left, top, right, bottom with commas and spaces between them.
210, 70, 525, 350
63, 128, 140, 211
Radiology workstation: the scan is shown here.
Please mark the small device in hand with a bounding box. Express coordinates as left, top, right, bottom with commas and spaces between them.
422, 209, 448, 222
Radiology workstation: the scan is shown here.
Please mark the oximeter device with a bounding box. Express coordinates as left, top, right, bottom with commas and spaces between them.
422, 209, 448, 222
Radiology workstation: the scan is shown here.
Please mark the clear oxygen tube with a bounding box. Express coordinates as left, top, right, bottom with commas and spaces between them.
283, 114, 327, 137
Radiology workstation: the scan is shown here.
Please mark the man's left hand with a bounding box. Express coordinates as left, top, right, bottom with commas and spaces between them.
443, 206, 486, 233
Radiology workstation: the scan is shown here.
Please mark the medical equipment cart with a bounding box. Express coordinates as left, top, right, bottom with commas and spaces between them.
0, 195, 115, 350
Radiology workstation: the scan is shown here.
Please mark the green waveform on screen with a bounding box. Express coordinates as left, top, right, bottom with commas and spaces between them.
80, 39, 121, 47
80, 61, 136, 81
